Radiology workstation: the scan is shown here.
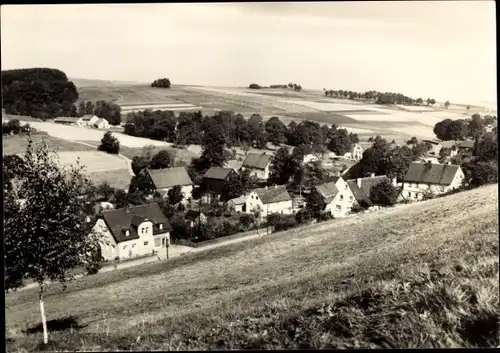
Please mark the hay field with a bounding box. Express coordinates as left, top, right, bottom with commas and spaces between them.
87, 169, 131, 190
56, 151, 128, 173
3, 133, 95, 155
27, 122, 170, 148
344, 113, 411, 122
6, 185, 498, 350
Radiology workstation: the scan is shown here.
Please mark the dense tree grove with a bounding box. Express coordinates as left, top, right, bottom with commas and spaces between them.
98, 132, 120, 154
2, 68, 79, 119
151, 78, 171, 88
249, 82, 302, 90
322, 88, 436, 106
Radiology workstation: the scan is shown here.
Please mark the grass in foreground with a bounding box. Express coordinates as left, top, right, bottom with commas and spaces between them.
5, 185, 499, 351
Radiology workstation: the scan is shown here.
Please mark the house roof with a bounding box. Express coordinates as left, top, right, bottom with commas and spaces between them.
315, 181, 340, 203
346, 175, 391, 206
242, 153, 272, 170
95, 118, 108, 124
225, 159, 243, 171
228, 195, 248, 205
147, 167, 193, 189
203, 167, 235, 180
54, 117, 81, 123
82, 114, 96, 121
422, 139, 440, 145
403, 162, 460, 186
254, 185, 292, 204
101, 203, 171, 243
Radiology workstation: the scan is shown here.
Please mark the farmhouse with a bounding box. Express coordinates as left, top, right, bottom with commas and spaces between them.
226, 191, 263, 214
241, 152, 273, 180
92, 203, 171, 261
401, 162, 464, 201
346, 174, 395, 207
81, 114, 99, 126
203, 167, 239, 195
54, 117, 84, 126
94, 118, 110, 129
315, 176, 356, 218
141, 167, 193, 200
254, 185, 294, 218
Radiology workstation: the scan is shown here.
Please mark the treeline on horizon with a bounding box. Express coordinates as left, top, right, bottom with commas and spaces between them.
1, 68, 121, 124
322, 88, 438, 106
249, 82, 302, 91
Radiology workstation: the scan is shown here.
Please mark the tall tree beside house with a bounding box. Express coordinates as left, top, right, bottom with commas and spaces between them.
221, 173, 245, 201
128, 172, 156, 197
247, 114, 265, 147
98, 132, 120, 154
305, 189, 327, 219
4, 139, 100, 344
197, 124, 227, 172
369, 179, 399, 207
167, 185, 184, 205
468, 113, 486, 143
327, 128, 353, 156
286, 120, 298, 145
131, 156, 150, 176
268, 146, 294, 185
93, 100, 122, 126
150, 150, 173, 170
349, 132, 360, 144
265, 116, 287, 146
96, 182, 117, 202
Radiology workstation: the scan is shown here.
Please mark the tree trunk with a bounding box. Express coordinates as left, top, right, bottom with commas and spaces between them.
39, 282, 48, 344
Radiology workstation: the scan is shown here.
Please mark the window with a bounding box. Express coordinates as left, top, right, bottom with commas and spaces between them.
349, 196, 353, 201
154, 238, 162, 247
159, 224, 163, 230
123, 245, 127, 250
144, 241, 149, 246
340, 194, 344, 200
345, 184, 348, 189
336, 205, 342, 210
132, 243, 136, 248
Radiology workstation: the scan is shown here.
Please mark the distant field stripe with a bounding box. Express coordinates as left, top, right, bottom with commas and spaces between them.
345, 114, 411, 122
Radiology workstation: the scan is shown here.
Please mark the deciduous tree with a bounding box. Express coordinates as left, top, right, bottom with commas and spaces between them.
98, 132, 120, 154
369, 179, 399, 207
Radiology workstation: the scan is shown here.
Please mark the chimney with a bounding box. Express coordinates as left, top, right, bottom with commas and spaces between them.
357, 178, 362, 188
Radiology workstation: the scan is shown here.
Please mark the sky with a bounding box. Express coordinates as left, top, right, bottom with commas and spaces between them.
1, 2, 497, 104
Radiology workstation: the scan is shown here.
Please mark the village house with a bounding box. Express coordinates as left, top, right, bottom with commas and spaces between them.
140, 167, 193, 200
226, 190, 262, 214
342, 143, 364, 161
314, 176, 356, 218
92, 203, 171, 261
54, 117, 85, 127
203, 167, 239, 196
94, 118, 110, 129
254, 185, 294, 218
241, 152, 273, 180
346, 174, 396, 208
400, 162, 465, 201
81, 114, 99, 126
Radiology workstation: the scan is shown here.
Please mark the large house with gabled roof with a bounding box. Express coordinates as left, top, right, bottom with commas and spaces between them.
400, 162, 464, 201
140, 167, 193, 200
203, 167, 239, 195
92, 203, 171, 261
241, 152, 273, 180
314, 176, 356, 218
345, 174, 395, 207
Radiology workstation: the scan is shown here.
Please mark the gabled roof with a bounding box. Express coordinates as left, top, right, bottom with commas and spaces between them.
228, 195, 248, 205
242, 153, 272, 170
315, 181, 340, 203
82, 114, 97, 121
54, 117, 81, 123
254, 185, 292, 204
203, 167, 235, 180
346, 175, 391, 206
147, 167, 193, 189
95, 118, 108, 124
403, 162, 460, 186
101, 203, 171, 243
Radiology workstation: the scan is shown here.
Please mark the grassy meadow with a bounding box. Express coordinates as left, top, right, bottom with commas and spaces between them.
5, 184, 499, 351
3, 133, 95, 155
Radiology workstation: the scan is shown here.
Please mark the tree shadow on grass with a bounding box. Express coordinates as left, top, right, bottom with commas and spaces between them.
25, 315, 87, 336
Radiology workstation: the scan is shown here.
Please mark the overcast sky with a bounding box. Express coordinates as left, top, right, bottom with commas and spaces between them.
1, 2, 496, 103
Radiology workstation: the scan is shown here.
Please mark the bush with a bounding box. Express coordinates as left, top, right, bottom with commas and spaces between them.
249, 83, 261, 89
98, 132, 120, 154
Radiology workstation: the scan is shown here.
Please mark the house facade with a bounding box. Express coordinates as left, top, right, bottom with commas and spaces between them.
241, 153, 272, 180
227, 191, 262, 214
315, 176, 356, 218
94, 118, 110, 129
254, 186, 294, 218
346, 174, 395, 208
401, 162, 464, 201
142, 167, 194, 201
93, 203, 172, 261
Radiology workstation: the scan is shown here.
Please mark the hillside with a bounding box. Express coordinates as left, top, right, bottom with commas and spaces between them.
6, 185, 498, 350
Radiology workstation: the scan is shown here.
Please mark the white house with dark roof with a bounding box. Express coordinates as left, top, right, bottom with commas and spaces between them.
401, 162, 464, 201
254, 185, 294, 218
92, 203, 171, 261
94, 118, 110, 129
314, 176, 356, 218
82, 114, 99, 126
241, 152, 273, 180
141, 167, 193, 200
54, 117, 84, 126
346, 174, 396, 207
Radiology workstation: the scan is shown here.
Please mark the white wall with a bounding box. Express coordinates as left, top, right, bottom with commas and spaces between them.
264, 200, 294, 216
159, 185, 193, 200
401, 169, 464, 201
93, 219, 118, 261
325, 178, 356, 217
242, 165, 269, 180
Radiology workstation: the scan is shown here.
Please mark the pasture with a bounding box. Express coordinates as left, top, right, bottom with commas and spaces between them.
87, 169, 131, 190
56, 151, 128, 173
3, 133, 95, 155
5, 185, 498, 350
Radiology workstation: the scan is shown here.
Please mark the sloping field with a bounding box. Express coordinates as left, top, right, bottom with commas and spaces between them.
3, 133, 95, 155
28, 122, 170, 148
56, 151, 128, 173
87, 169, 131, 190
6, 185, 498, 350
